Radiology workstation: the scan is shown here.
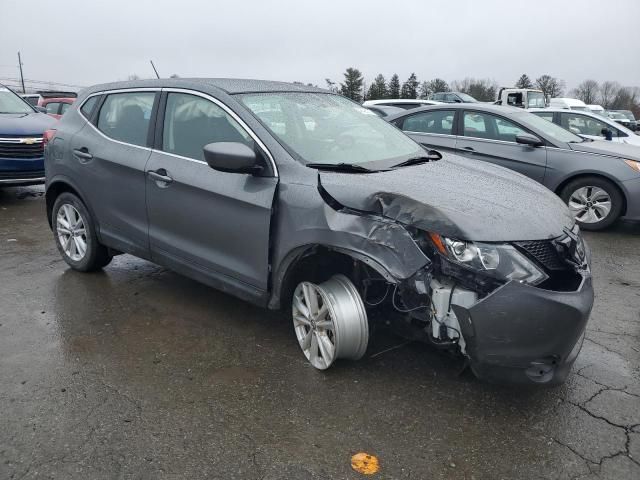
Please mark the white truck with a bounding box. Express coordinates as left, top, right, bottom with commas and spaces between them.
494, 88, 546, 109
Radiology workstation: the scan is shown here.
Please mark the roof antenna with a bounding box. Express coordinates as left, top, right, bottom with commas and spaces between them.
150, 60, 160, 79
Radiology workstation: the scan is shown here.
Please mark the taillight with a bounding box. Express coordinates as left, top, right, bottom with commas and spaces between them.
43, 129, 56, 146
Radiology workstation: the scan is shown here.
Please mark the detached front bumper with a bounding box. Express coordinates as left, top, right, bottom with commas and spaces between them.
452, 274, 593, 385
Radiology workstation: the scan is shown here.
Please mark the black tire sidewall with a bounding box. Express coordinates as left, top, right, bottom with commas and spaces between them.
561, 177, 623, 231
52, 193, 103, 271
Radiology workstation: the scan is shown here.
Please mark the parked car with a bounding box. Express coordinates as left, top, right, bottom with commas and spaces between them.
430, 92, 478, 103
0, 84, 57, 186
45, 78, 593, 385
494, 88, 546, 108
606, 111, 633, 130
586, 104, 605, 116
388, 104, 640, 230
363, 104, 405, 118
530, 108, 640, 147
611, 110, 637, 131
20, 93, 43, 107
40, 97, 75, 119
362, 99, 441, 110
548, 98, 590, 111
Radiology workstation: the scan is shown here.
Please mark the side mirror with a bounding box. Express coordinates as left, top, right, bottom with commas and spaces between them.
515, 133, 544, 147
34, 106, 47, 114
601, 128, 613, 141
203, 142, 263, 175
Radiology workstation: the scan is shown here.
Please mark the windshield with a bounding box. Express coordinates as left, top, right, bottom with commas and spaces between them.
458, 93, 477, 102
515, 111, 583, 143
0, 88, 35, 114
617, 110, 636, 121
527, 92, 546, 108
608, 112, 625, 120
238, 93, 424, 167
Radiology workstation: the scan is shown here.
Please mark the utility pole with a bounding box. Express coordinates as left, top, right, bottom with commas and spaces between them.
17, 52, 25, 93
150, 60, 160, 79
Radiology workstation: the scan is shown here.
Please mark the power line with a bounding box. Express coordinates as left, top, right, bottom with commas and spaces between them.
0, 77, 85, 89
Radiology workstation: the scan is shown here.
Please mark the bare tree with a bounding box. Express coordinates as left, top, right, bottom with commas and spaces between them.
426, 78, 448, 95
127, 74, 141, 81
599, 81, 620, 109
451, 77, 499, 102
515, 74, 533, 89
571, 79, 599, 105
535, 75, 565, 99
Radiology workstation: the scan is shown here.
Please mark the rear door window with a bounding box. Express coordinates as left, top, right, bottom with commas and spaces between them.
97, 92, 156, 147
402, 110, 455, 135
161, 92, 253, 161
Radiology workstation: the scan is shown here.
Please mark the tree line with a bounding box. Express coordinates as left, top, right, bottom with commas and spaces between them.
326, 68, 640, 114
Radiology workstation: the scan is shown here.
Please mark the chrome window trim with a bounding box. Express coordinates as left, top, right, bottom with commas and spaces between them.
76, 87, 278, 176
162, 88, 277, 176
456, 135, 524, 147
403, 131, 456, 139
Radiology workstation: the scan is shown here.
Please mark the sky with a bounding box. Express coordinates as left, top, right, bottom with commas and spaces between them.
1, 0, 639, 93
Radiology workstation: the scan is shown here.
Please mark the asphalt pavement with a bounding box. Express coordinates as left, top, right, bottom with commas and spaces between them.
1, 186, 639, 480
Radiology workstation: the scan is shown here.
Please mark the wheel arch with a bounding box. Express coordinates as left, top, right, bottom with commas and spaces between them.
553, 172, 627, 217
45, 176, 97, 230
268, 244, 398, 310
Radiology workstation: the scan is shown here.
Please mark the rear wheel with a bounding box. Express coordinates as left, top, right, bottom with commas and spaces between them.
292, 275, 368, 370
52, 192, 112, 271
560, 176, 623, 231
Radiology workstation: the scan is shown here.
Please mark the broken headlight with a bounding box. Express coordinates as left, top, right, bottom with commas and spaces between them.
429, 233, 548, 286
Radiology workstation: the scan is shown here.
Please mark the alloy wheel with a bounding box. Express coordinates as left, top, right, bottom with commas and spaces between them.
56, 204, 88, 261
292, 275, 368, 370
567, 186, 612, 224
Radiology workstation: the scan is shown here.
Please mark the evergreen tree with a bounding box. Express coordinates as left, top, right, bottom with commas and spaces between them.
339, 67, 364, 102
366, 74, 388, 100
515, 74, 533, 89
388, 74, 401, 98
400, 73, 419, 99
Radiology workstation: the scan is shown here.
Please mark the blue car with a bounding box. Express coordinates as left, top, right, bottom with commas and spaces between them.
0, 85, 57, 186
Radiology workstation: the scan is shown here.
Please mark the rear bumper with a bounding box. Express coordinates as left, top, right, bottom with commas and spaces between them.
0, 157, 45, 186
452, 274, 593, 385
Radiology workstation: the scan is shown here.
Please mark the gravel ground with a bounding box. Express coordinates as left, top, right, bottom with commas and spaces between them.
1, 186, 639, 480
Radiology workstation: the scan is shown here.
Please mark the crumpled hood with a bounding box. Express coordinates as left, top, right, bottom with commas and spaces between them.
570, 139, 640, 160
319, 155, 574, 242
0, 112, 57, 136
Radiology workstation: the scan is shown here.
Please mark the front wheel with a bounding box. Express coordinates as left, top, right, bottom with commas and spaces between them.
292, 275, 368, 370
52, 192, 112, 272
560, 177, 623, 231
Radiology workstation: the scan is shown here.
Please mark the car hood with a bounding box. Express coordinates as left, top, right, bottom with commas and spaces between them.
319, 155, 573, 242
0, 112, 57, 136
569, 139, 640, 159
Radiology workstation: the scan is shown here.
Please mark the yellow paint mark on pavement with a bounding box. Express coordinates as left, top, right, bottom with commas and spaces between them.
351, 452, 380, 475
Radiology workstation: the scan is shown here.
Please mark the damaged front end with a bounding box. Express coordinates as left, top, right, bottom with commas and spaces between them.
315, 169, 593, 385
388, 226, 593, 385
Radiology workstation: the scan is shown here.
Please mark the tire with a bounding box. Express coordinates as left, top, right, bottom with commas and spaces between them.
52, 192, 112, 271
560, 176, 623, 231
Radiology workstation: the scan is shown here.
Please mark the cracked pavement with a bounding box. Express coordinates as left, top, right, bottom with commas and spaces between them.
1, 186, 639, 479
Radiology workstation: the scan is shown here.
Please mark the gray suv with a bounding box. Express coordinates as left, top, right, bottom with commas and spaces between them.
45, 79, 593, 385
388, 104, 640, 230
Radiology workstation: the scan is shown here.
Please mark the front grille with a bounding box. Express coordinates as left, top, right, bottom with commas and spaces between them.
515, 240, 566, 271
0, 138, 44, 159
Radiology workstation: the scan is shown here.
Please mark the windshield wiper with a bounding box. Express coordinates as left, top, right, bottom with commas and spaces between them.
391, 150, 442, 169
305, 162, 375, 173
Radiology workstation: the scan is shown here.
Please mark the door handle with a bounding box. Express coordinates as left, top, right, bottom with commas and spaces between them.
148, 169, 174, 185
73, 148, 93, 161
462, 146, 475, 152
